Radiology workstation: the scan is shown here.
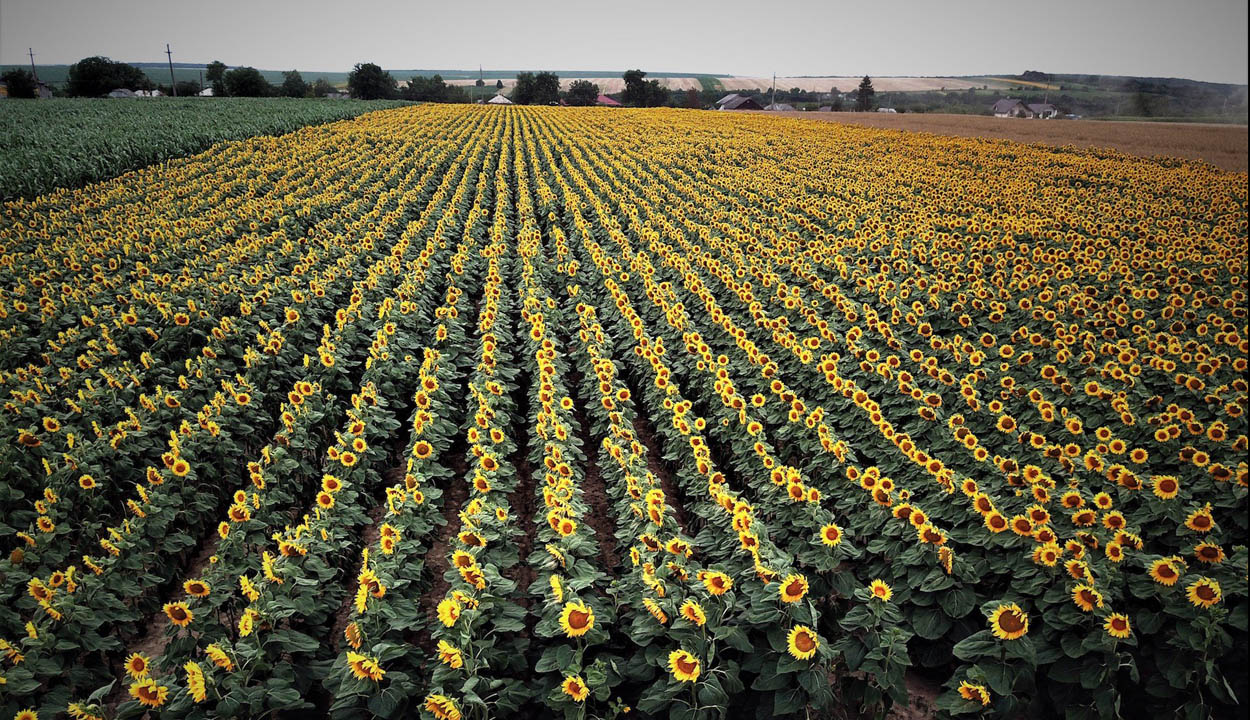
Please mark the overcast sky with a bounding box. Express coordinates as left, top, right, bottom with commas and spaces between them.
1, 0, 1246, 84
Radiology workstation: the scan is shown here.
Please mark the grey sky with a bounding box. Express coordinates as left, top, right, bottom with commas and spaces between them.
2, 0, 1246, 84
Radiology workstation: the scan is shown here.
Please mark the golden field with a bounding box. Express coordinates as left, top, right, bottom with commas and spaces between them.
0, 106, 1245, 720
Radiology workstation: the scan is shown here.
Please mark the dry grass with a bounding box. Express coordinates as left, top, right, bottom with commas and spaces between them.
757, 111, 1248, 171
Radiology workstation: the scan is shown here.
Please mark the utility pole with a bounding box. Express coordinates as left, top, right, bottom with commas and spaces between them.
166, 44, 177, 96
771, 72, 776, 110
28, 48, 39, 85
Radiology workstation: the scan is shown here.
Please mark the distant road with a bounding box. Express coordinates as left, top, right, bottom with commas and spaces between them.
755, 111, 1248, 171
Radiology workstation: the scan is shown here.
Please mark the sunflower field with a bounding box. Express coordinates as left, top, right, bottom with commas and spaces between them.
0, 105, 1246, 720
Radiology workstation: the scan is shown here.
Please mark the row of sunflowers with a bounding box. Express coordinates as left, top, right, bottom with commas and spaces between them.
1, 104, 1246, 720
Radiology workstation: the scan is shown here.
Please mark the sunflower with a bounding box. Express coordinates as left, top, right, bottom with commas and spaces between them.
424, 694, 461, 720
1104, 613, 1132, 639
819, 523, 843, 546
1184, 506, 1214, 533
125, 652, 151, 679
958, 681, 991, 706
984, 511, 1009, 532
1194, 542, 1225, 564
129, 678, 168, 708
643, 597, 668, 624
680, 599, 706, 626
559, 600, 595, 637
344, 621, 362, 649
1151, 475, 1180, 500
869, 579, 892, 602
164, 602, 193, 627
79, 475, 97, 490
346, 651, 385, 682
183, 579, 210, 598
705, 567, 730, 595
988, 603, 1029, 640
238, 608, 257, 636
317, 491, 335, 509
1185, 578, 1222, 608
779, 573, 808, 603
184, 660, 207, 703
437, 597, 462, 627
1072, 584, 1103, 612
1148, 558, 1182, 586
206, 643, 234, 671
14, 710, 38, 720
171, 459, 190, 477
668, 649, 701, 683
562, 674, 590, 702
787, 625, 820, 660
437, 640, 464, 669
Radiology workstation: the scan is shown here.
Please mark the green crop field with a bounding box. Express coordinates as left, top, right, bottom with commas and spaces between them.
0, 97, 409, 200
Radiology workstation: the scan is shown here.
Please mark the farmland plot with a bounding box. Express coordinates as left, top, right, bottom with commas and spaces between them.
0, 105, 1246, 720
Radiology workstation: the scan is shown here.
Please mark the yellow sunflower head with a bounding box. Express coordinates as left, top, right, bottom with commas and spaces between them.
668, 649, 701, 683
988, 602, 1029, 640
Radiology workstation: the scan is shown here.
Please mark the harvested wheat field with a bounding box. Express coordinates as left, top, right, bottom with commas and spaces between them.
760, 111, 1249, 171
722, 77, 1013, 93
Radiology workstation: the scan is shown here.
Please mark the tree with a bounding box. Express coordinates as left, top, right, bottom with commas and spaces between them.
206, 60, 228, 96
831, 95, 844, 112
621, 69, 668, 107
408, 74, 449, 102
224, 67, 271, 97
496, 79, 504, 90
513, 71, 559, 105
565, 79, 599, 106
174, 80, 201, 97
621, 69, 648, 107
683, 88, 701, 108
347, 62, 396, 100
66, 56, 151, 97
855, 75, 875, 111
312, 77, 336, 97
645, 80, 670, 107
280, 70, 309, 98
1, 68, 38, 99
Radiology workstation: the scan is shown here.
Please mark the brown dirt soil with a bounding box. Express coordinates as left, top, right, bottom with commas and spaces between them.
751, 111, 1248, 171
885, 672, 943, 720
414, 451, 471, 652
328, 502, 387, 651
629, 409, 691, 535
570, 403, 622, 575
504, 434, 539, 608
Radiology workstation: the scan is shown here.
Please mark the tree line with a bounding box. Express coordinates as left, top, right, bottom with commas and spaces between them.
3, 56, 873, 112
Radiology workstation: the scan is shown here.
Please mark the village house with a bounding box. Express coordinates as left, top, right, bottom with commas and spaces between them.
1027, 102, 1057, 119
992, 98, 1031, 117
715, 93, 763, 111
